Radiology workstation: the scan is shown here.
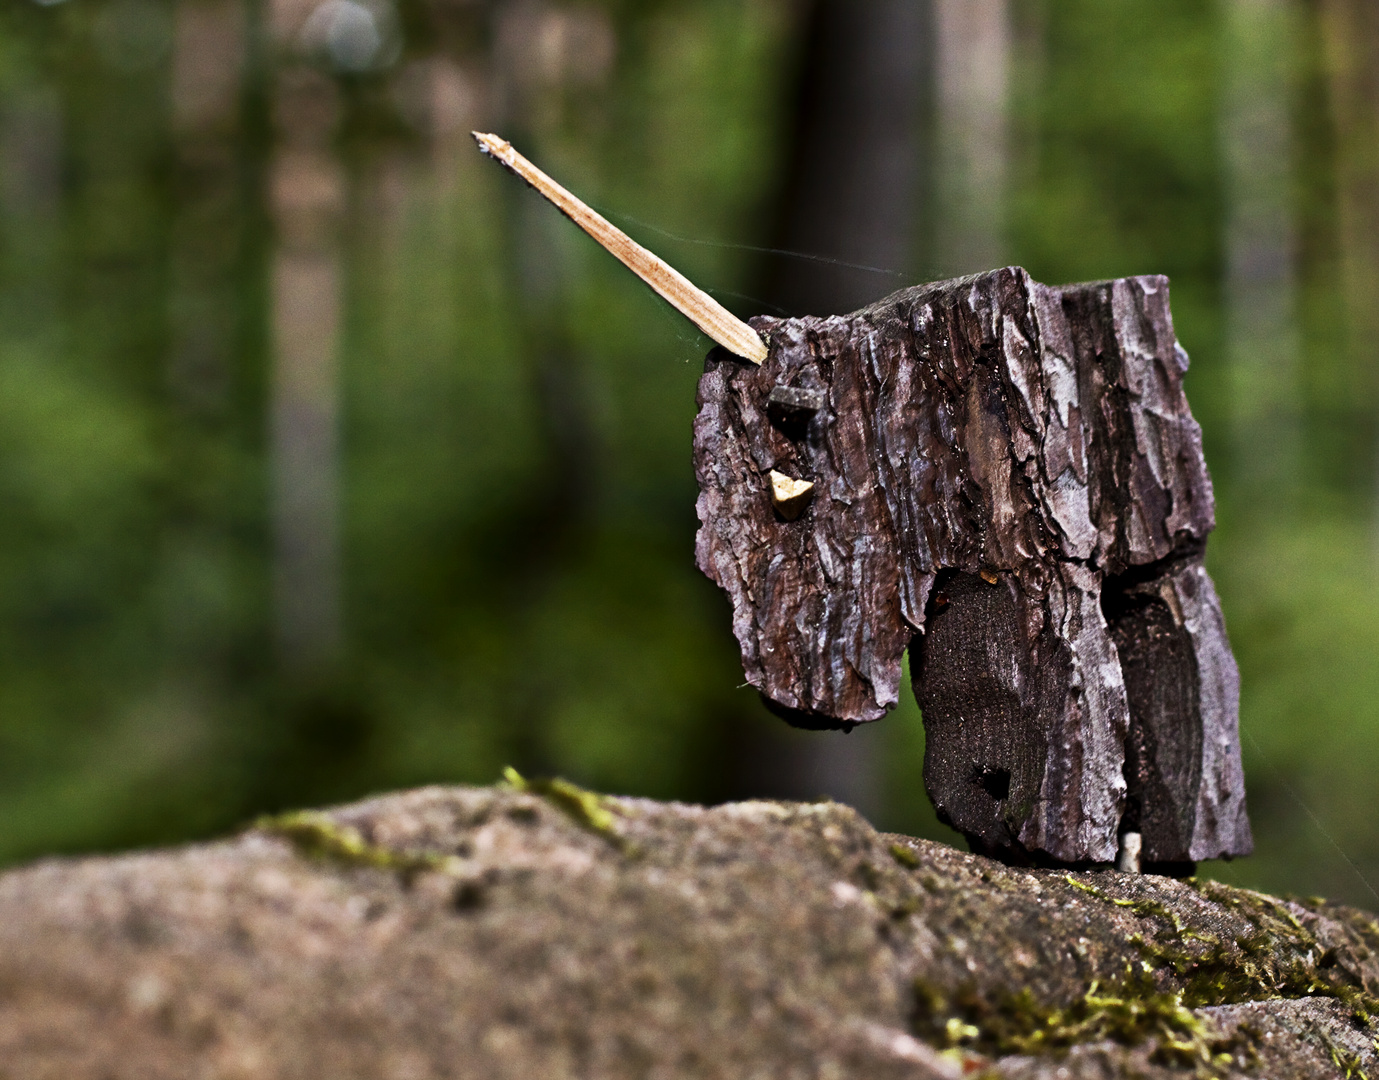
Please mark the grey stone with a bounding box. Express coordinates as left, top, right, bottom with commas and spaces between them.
0, 784, 1371, 1078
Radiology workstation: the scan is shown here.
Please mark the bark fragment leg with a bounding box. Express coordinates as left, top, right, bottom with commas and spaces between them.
1104, 552, 1251, 867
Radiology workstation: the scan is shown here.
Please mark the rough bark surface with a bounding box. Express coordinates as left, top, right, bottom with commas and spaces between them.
0, 784, 1373, 1079
693, 267, 1250, 865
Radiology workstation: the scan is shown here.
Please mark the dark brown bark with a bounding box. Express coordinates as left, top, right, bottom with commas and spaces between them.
694, 267, 1251, 866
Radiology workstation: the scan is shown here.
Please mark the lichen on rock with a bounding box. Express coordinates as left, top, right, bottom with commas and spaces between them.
0, 783, 1373, 1078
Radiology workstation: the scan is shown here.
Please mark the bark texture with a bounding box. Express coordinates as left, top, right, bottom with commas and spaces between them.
0, 784, 1373, 1079
693, 267, 1250, 865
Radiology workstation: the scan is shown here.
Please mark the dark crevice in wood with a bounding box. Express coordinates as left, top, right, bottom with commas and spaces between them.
1098, 534, 1208, 613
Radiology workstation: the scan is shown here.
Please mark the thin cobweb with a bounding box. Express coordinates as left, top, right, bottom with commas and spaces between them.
600, 208, 913, 283
1241, 725, 1379, 905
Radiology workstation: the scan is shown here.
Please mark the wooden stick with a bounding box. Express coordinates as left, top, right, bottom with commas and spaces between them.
473, 132, 768, 365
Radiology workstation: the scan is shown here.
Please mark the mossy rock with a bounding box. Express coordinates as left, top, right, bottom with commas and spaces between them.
0, 782, 1376, 1078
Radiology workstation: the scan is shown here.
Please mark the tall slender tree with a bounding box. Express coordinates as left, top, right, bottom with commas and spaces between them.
267, 6, 348, 675
1222, 0, 1302, 496
749, 0, 935, 818
934, 0, 1011, 277
1319, 0, 1379, 541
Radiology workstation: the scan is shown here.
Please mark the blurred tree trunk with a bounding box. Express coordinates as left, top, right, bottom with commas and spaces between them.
1318, 0, 1379, 547
761, 0, 933, 318
0, 80, 61, 339
933, 0, 1011, 277
1222, 0, 1303, 497
746, 0, 935, 820
482, 1, 618, 776
165, 0, 260, 685
266, 7, 347, 675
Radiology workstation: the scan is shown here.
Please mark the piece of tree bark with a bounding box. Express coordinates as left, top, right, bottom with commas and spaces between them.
694, 267, 1251, 866
0, 784, 1371, 1079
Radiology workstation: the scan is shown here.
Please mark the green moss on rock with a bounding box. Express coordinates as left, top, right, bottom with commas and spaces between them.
0, 784, 1376, 1078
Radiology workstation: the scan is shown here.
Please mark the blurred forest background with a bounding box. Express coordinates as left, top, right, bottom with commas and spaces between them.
3, 0, 1379, 907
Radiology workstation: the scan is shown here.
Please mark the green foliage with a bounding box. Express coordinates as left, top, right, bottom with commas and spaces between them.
0, 0, 1377, 916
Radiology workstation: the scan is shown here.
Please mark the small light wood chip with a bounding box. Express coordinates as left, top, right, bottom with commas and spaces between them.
769, 470, 815, 520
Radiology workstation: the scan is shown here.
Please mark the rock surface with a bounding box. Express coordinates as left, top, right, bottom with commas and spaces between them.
0, 782, 1374, 1079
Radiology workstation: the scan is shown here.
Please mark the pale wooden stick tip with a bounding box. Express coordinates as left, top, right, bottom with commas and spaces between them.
472, 131, 768, 365
472, 132, 506, 156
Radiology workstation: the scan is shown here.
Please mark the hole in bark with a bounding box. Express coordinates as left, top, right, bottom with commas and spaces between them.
974, 766, 1010, 801
766, 384, 824, 440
